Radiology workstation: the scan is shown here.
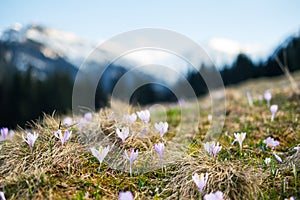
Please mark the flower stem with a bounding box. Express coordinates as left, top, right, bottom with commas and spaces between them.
199, 192, 202, 200
98, 163, 102, 173
130, 165, 132, 177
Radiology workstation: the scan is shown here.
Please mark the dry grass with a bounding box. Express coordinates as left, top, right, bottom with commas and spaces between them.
0, 72, 300, 199
160, 152, 264, 200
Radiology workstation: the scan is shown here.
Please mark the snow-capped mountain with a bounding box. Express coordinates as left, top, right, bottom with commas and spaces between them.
0, 23, 287, 85
1, 23, 99, 67
0, 24, 165, 101
202, 37, 273, 68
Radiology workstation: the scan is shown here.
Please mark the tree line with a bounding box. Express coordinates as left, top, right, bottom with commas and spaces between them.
187, 35, 300, 96
0, 35, 299, 128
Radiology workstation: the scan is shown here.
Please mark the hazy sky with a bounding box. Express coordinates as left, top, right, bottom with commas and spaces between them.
1, 0, 300, 46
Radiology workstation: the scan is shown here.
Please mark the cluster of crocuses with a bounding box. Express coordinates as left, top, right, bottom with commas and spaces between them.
2, 129, 36, 153
0, 128, 14, 142
90, 109, 169, 176
0, 118, 77, 153
248, 90, 279, 121
203, 132, 247, 158
194, 133, 244, 199
20, 128, 73, 152
200, 131, 284, 199
263, 90, 279, 122
230, 132, 282, 164
192, 172, 224, 199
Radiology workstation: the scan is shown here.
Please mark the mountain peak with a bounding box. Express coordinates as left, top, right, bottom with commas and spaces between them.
1, 23, 97, 67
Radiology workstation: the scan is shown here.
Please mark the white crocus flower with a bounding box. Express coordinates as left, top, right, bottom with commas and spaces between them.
192, 172, 209, 193
154, 122, 168, 138
136, 110, 150, 124
124, 113, 137, 125
22, 132, 39, 152
232, 132, 246, 149
116, 127, 130, 143
270, 104, 278, 122
91, 145, 110, 169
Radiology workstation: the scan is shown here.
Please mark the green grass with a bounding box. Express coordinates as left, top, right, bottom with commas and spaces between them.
1, 72, 300, 199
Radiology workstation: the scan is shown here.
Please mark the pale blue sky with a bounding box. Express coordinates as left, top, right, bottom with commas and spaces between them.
1, 0, 300, 49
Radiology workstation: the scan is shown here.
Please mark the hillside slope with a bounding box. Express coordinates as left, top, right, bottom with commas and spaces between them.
0, 73, 299, 199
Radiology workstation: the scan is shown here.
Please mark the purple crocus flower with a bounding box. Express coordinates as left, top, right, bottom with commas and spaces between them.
84, 112, 93, 121
54, 129, 72, 146
119, 191, 134, 200
154, 142, 165, 163
204, 141, 222, 157
204, 190, 224, 200
264, 90, 272, 106
264, 137, 279, 149
116, 127, 129, 143
124, 148, 138, 176
22, 132, 39, 152
136, 110, 150, 124
0, 128, 10, 141
62, 117, 73, 126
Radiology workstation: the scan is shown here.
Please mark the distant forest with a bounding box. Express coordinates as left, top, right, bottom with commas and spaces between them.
0, 35, 300, 128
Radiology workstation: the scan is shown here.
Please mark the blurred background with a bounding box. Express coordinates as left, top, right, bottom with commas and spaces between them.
0, 0, 300, 128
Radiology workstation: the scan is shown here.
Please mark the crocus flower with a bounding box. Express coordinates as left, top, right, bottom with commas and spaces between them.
0, 191, 6, 200
264, 137, 279, 149
273, 152, 282, 163
119, 191, 134, 200
124, 113, 137, 125
246, 91, 253, 106
84, 112, 92, 121
0, 128, 13, 141
207, 114, 212, 121
178, 98, 185, 106
204, 141, 222, 157
54, 129, 72, 146
284, 197, 295, 200
264, 90, 272, 106
264, 157, 271, 165
232, 132, 246, 149
124, 148, 138, 176
22, 132, 38, 152
204, 190, 224, 200
136, 110, 150, 124
116, 127, 129, 143
62, 117, 73, 126
270, 104, 278, 122
192, 172, 208, 193
91, 145, 110, 169
141, 128, 147, 135
154, 122, 168, 138
154, 142, 165, 163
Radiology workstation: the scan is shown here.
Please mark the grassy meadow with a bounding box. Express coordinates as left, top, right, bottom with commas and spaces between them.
0, 72, 300, 200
